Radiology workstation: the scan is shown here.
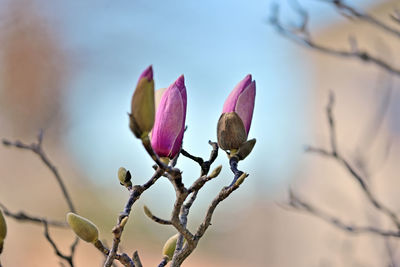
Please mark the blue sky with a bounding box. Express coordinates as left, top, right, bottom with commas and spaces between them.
21, 0, 379, 197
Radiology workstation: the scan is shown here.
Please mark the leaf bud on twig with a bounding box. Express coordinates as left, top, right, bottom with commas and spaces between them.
66, 212, 99, 243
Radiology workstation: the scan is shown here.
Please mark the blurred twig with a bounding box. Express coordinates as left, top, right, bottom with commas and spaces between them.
317, 0, 400, 38
305, 92, 400, 230
2, 130, 79, 266
0, 202, 66, 227
269, 2, 400, 77
287, 190, 400, 238
2, 130, 76, 212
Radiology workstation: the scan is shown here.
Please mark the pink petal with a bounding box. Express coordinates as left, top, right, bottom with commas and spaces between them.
235, 80, 256, 134
222, 74, 252, 113
138, 65, 153, 82
151, 75, 187, 158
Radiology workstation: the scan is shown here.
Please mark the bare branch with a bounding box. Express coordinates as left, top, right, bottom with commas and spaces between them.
2, 131, 79, 264
269, 3, 400, 77
288, 190, 400, 238
103, 168, 164, 266
143, 206, 172, 225
158, 256, 169, 267
182, 141, 219, 176
132, 251, 143, 267
170, 175, 248, 267
2, 130, 76, 213
43, 221, 74, 267
0, 202, 66, 227
305, 93, 400, 230
94, 240, 134, 267
319, 0, 400, 38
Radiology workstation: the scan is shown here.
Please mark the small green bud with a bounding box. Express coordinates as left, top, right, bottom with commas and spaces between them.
66, 212, 99, 243
162, 233, 179, 261
130, 66, 155, 139
118, 167, 132, 187
235, 173, 248, 186
217, 112, 247, 151
120, 216, 129, 228
209, 165, 222, 178
143, 205, 153, 219
0, 209, 6, 242
236, 138, 256, 160
0, 209, 6, 254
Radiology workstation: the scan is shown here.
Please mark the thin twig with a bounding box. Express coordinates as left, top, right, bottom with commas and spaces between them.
94, 240, 134, 267
287, 190, 400, 238
2, 131, 79, 264
317, 0, 400, 38
269, 3, 400, 77
182, 141, 219, 176
103, 168, 164, 266
305, 93, 400, 230
158, 256, 169, 267
132, 251, 143, 267
43, 221, 74, 267
0, 202, 67, 227
2, 130, 76, 212
170, 175, 248, 267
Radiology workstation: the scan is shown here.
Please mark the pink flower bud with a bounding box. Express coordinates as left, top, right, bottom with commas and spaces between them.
151, 75, 187, 158
222, 74, 256, 135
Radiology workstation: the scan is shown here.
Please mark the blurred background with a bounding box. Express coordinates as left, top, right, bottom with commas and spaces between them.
1, 0, 400, 266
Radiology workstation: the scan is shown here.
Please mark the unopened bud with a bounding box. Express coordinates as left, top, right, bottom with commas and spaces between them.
0, 209, 6, 254
217, 112, 247, 151
120, 216, 129, 227
118, 167, 132, 187
162, 233, 179, 261
0, 209, 6, 242
209, 165, 222, 178
237, 138, 256, 160
143, 205, 153, 219
130, 66, 155, 139
66, 213, 99, 243
235, 173, 248, 186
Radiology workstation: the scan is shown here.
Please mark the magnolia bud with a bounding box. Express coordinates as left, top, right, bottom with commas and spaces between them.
217, 112, 247, 151
235, 173, 248, 186
0, 209, 6, 242
66, 213, 99, 243
209, 165, 222, 178
0, 209, 6, 254
118, 167, 132, 187
236, 138, 256, 160
162, 233, 179, 261
130, 66, 155, 139
143, 205, 153, 219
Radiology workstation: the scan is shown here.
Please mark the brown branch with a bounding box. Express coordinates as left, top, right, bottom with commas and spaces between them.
158, 256, 169, 267
0, 202, 66, 228
304, 93, 400, 230
132, 251, 143, 267
143, 206, 172, 225
182, 141, 219, 176
2, 131, 79, 265
94, 240, 134, 267
391, 9, 400, 24
317, 0, 400, 38
170, 174, 248, 267
103, 168, 164, 266
287, 190, 400, 238
2, 130, 76, 212
269, 3, 400, 77
43, 221, 75, 267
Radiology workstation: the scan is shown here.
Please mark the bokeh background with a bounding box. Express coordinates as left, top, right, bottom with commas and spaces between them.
1, 0, 400, 266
